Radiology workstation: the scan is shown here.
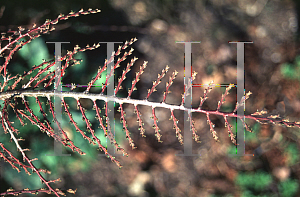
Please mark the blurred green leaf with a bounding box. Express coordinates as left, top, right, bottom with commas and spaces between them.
235, 170, 272, 192
18, 37, 50, 67
279, 179, 299, 197
284, 143, 300, 166
280, 55, 300, 80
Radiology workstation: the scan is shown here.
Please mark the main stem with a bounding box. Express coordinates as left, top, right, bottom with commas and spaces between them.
1, 89, 297, 127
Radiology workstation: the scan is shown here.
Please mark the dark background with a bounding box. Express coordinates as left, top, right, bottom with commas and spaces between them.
0, 0, 300, 196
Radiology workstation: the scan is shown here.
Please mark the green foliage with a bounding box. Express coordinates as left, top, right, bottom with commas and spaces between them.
240, 190, 274, 197
278, 179, 299, 197
234, 171, 299, 197
280, 55, 300, 81
18, 37, 50, 68
284, 143, 300, 166
245, 122, 260, 143
235, 170, 272, 194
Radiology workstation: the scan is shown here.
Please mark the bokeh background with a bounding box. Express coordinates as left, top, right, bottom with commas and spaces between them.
0, 0, 300, 196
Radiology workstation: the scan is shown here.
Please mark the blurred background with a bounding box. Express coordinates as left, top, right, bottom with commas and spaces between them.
0, 0, 300, 196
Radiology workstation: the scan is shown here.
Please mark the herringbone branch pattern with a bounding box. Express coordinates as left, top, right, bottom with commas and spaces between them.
0, 9, 299, 196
